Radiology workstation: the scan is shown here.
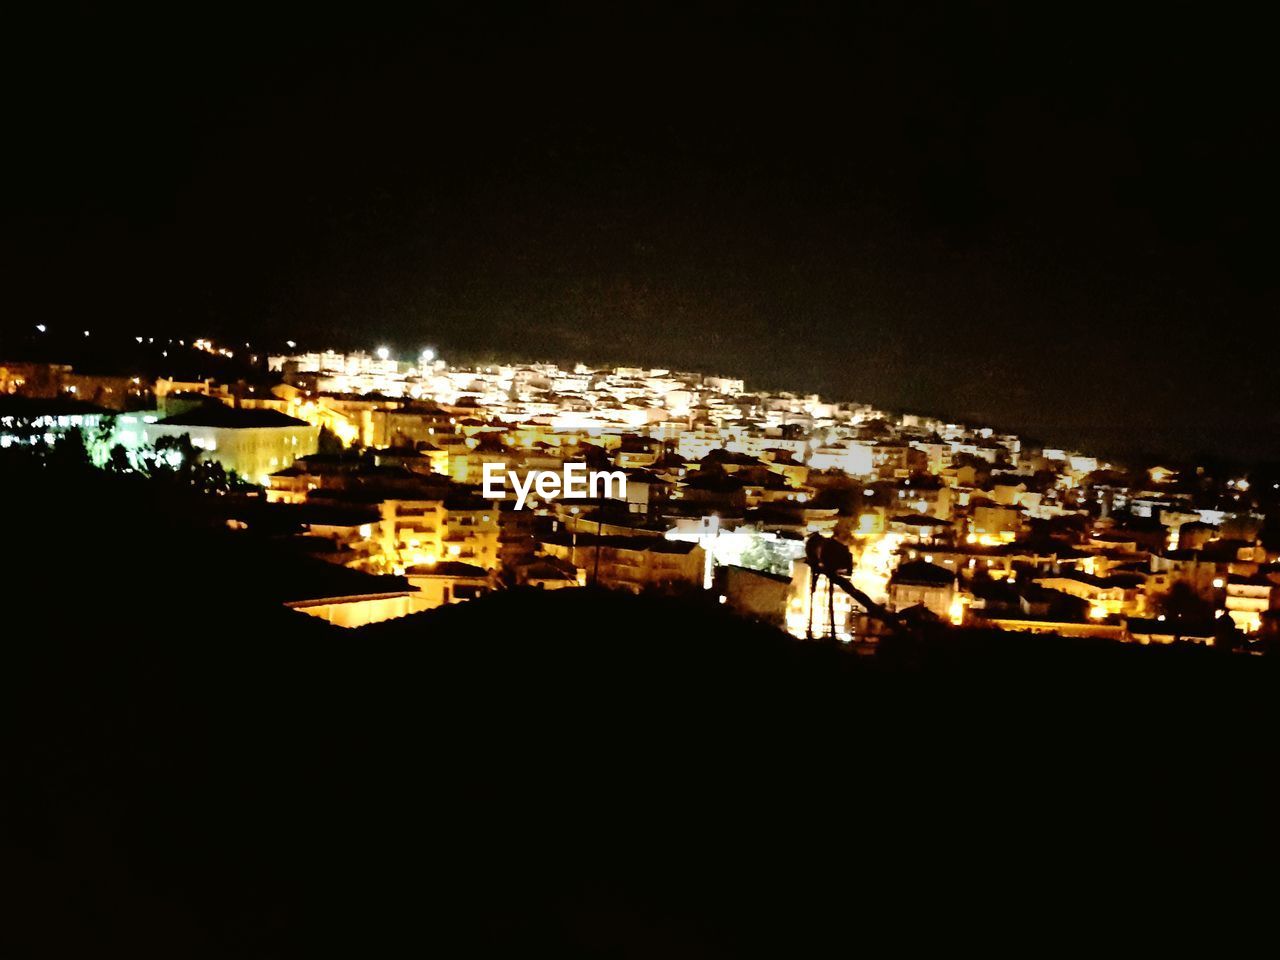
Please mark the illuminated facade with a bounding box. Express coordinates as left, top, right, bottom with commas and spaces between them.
141, 407, 319, 484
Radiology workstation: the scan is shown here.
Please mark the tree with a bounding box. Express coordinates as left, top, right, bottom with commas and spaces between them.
105, 443, 135, 474
83, 413, 118, 465
1152, 581, 1213, 621
317, 424, 344, 455
151, 434, 199, 482
1212, 614, 1245, 653
738, 536, 795, 577
45, 426, 93, 471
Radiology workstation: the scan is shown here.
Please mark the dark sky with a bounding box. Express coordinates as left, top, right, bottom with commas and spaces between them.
3, 3, 1278, 460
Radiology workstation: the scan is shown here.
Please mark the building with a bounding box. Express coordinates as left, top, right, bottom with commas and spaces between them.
1034, 572, 1144, 618
541, 534, 705, 593
379, 498, 445, 570
888, 560, 956, 618
516, 557, 585, 590
404, 561, 493, 609
720, 564, 790, 627
141, 406, 319, 485
277, 561, 419, 628
441, 495, 501, 570
0, 395, 112, 450
1224, 574, 1276, 633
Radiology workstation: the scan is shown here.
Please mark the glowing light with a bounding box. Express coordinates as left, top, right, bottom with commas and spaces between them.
286, 340, 297, 348
1089, 605, 1108, 620
35, 324, 46, 333
376, 346, 390, 361
420, 348, 435, 363
1212, 577, 1225, 589
83, 330, 90, 337
849, 532, 903, 605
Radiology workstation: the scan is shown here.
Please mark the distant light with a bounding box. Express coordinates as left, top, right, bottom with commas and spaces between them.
83, 330, 90, 337
718, 595, 727, 604
135, 336, 143, 343
1212, 577, 1225, 589
36, 324, 46, 333
421, 348, 435, 363
376, 346, 390, 361
286, 340, 297, 349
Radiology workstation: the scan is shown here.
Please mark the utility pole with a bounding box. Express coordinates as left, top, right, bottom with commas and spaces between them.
592, 514, 603, 586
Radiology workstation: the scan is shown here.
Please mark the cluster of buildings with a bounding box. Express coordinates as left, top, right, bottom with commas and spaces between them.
4, 345, 1278, 643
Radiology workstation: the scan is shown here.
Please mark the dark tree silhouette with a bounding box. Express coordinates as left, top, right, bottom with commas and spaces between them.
1153, 580, 1214, 621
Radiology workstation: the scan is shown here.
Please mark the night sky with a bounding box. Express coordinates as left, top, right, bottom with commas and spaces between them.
3, 3, 1278, 460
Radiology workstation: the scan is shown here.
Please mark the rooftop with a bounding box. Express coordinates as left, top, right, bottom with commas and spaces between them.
158, 406, 311, 429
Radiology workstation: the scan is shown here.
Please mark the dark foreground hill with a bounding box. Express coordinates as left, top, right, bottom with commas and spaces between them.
3, 465, 1276, 956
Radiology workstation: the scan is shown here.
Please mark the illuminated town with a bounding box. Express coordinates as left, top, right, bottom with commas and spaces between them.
4, 335, 1276, 648
7, 7, 1279, 950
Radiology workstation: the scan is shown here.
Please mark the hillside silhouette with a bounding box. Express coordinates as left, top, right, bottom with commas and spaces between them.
3, 464, 1275, 955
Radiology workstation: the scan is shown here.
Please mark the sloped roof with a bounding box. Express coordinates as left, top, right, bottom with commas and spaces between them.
405, 561, 489, 578
890, 560, 956, 587
159, 406, 310, 429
